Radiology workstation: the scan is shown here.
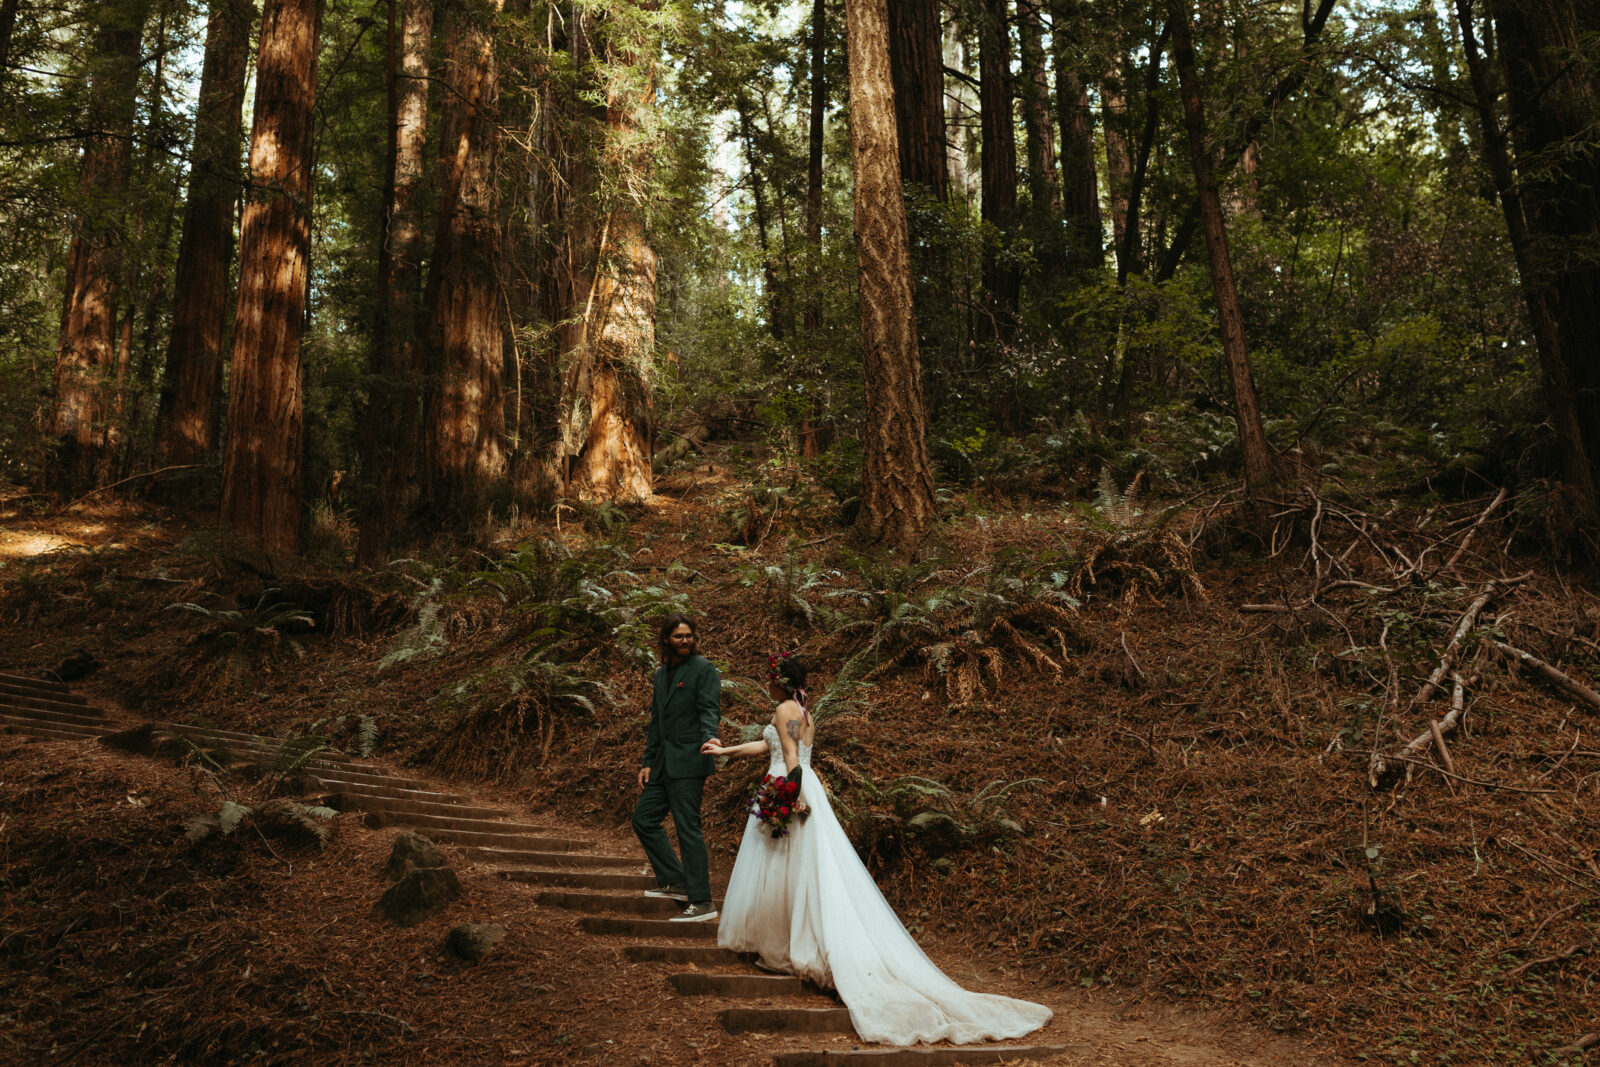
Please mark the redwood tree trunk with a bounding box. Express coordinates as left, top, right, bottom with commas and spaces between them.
1100, 59, 1133, 277
1490, 0, 1600, 512
978, 0, 1019, 345
423, 0, 507, 516
1017, 0, 1061, 220
803, 0, 825, 340
886, 0, 947, 200
357, 0, 433, 563
846, 0, 937, 552
53, 0, 154, 490
559, 6, 657, 504
1454, 0, 1597, 524
219, 0, 322, 555
0, 0, 20, 75
1169, 0, 1272, 489
156, 0, 253, 469
1056, 63, 1103, 267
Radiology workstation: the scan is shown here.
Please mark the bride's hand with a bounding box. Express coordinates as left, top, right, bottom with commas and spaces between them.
700, 739, 724, 755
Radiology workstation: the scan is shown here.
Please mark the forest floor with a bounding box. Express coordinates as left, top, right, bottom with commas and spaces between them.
0, 447, 1596, 1066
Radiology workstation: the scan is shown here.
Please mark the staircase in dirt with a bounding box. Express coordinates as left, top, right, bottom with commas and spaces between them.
0, 670, 1071, 1065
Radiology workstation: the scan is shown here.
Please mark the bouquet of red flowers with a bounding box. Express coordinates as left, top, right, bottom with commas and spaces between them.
749, 773, 809, 839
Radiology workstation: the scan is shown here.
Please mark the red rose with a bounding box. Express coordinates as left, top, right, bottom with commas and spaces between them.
779, 807, 789, 816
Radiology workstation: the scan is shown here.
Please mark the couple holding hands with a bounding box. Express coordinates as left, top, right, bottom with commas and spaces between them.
631, 613, 1051, 1047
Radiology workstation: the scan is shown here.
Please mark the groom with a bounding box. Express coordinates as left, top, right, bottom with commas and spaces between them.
633, 612, 722, 922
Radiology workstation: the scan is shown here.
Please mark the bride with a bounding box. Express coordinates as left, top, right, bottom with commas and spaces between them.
699, 654, 1053, 1046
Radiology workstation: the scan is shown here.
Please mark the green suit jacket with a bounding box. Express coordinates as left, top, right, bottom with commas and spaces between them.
641, 654, 722, 779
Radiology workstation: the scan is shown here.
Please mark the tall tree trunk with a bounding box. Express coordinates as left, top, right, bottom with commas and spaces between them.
52, 0, 154, 490
1454, 0, 1597, 524
422, 0, 507, 517
803, 0, 825, 341
1169, 0, 1272, 489
887, 0, 947, 200
1100, 57, 1133, 277
356, 0, 432, 564
1056, 63, 1103, 267
737, 94, 785, 340
156, 0, 253, 470
1489, 0, 1600, 523
1017, 0, 1060, 220
219, 0, 322, 555
978, 0, 1019, 346
558, 5, 657, 504
0, 0, 21, 76
846, 0, 937, 552
944, 18, 972, 205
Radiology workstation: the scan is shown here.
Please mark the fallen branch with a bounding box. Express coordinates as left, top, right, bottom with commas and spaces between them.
1442, 486, 1507, 572
1377, 673, 1470, 786
1492, 641, 1600, 710
1415, 582, 1502, 704
1382, 753, 1555, 795
1503, 942, 1583, 981
1428, 718, 1456, 775
1555, 1032, 1599, 1055
51, 464, 200, 514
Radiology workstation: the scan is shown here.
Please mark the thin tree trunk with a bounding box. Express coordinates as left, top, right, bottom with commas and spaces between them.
1489, 0, 1600, 525
737, 94, 785, 340
1017, 0, 1060, 220
219, 0, 322, 555
846, 0, 937, 552
887, 0, 947, 200
1100, 58, 1133, 278
422, 0, 507, 517
1051, 1, 1102, 268
52, 0, 154, 490
156, 0, 253, 470
978, 0, 1019, 346
1169, 0, 1272, 489
356, 0, 432, 564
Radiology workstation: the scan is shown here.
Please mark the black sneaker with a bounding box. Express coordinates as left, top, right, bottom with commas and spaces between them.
669, 902, 718, 923
643, 884, 688, 901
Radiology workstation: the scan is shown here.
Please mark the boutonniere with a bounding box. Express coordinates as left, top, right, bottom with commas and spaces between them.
675, 682, 685, 689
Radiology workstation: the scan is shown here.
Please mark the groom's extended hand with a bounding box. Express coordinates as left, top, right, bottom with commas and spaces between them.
637, 766, 650, 789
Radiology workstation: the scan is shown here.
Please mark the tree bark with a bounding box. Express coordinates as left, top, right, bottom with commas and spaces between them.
558, 5, 657, 504
887, 0, 947, 200
978, 0, 1019, 346
1489, 0, 1600, 523
155, 0, 253, 470
219, 0, 322, 556
846, 0, 938, 552
1169, 0, 1272, 489
1100, 57, 1133, 278
52, 0, 154, 490
1051, 1, 1102, 268
803, 0, 825, 339
737, 93, 785, 340
1017, 0, 1060, 220
422, 0, 507, 518
356, 0, 433, 564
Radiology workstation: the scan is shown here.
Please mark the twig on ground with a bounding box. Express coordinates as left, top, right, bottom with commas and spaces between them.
1443, 487, 1507, 572
1555, 1032, 1600, 1055
1492, 641, 1600, 710
1503, 942, 1583, 981
51, 464, 200, 514
1383, 752, 1555, 794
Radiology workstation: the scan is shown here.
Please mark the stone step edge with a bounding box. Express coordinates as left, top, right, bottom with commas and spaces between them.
770, 1047, 1079, 1066
0, 671, 73, 694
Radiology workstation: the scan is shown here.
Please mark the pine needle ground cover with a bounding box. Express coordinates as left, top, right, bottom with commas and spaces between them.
1, 473, 1596, 1065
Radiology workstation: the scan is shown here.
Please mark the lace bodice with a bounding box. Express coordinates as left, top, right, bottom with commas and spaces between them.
762, 722, 813, 777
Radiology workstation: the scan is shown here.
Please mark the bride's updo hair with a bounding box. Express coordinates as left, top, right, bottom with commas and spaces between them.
770, 653, 808, 707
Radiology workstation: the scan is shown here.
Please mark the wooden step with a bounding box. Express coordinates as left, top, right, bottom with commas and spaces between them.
579, 915, 719, 939
296, 765, 438, 792
0, 672, 75, 696
0, 702, 107, 727
771, 1047, 1079, 1066
0, 711, 105, 736
669, 972, 803, 997
0, 719, 104, 743
536, 889, 681, 916
154, 723, 364, 765
503, 868, 655, 890
720, 1007, 855, 1035
306, 775, 468, 804
358, 808, 546, 835
320, 791, 507, 821
0, 687, 95, 713
474, 848, 640, 869
361, 816, 587, 851
624, 944, 742, 966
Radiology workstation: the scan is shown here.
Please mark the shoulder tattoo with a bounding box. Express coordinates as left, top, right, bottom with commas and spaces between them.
785, 718, 804, 741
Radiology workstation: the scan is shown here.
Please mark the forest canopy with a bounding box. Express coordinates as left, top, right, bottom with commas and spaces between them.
1, 0, 1598, 556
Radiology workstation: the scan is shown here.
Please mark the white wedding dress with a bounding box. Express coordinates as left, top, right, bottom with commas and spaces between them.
718, 723, 1053, 1046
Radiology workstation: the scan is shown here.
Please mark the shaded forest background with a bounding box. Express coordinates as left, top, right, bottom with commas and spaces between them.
1, 0, 1597, 553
